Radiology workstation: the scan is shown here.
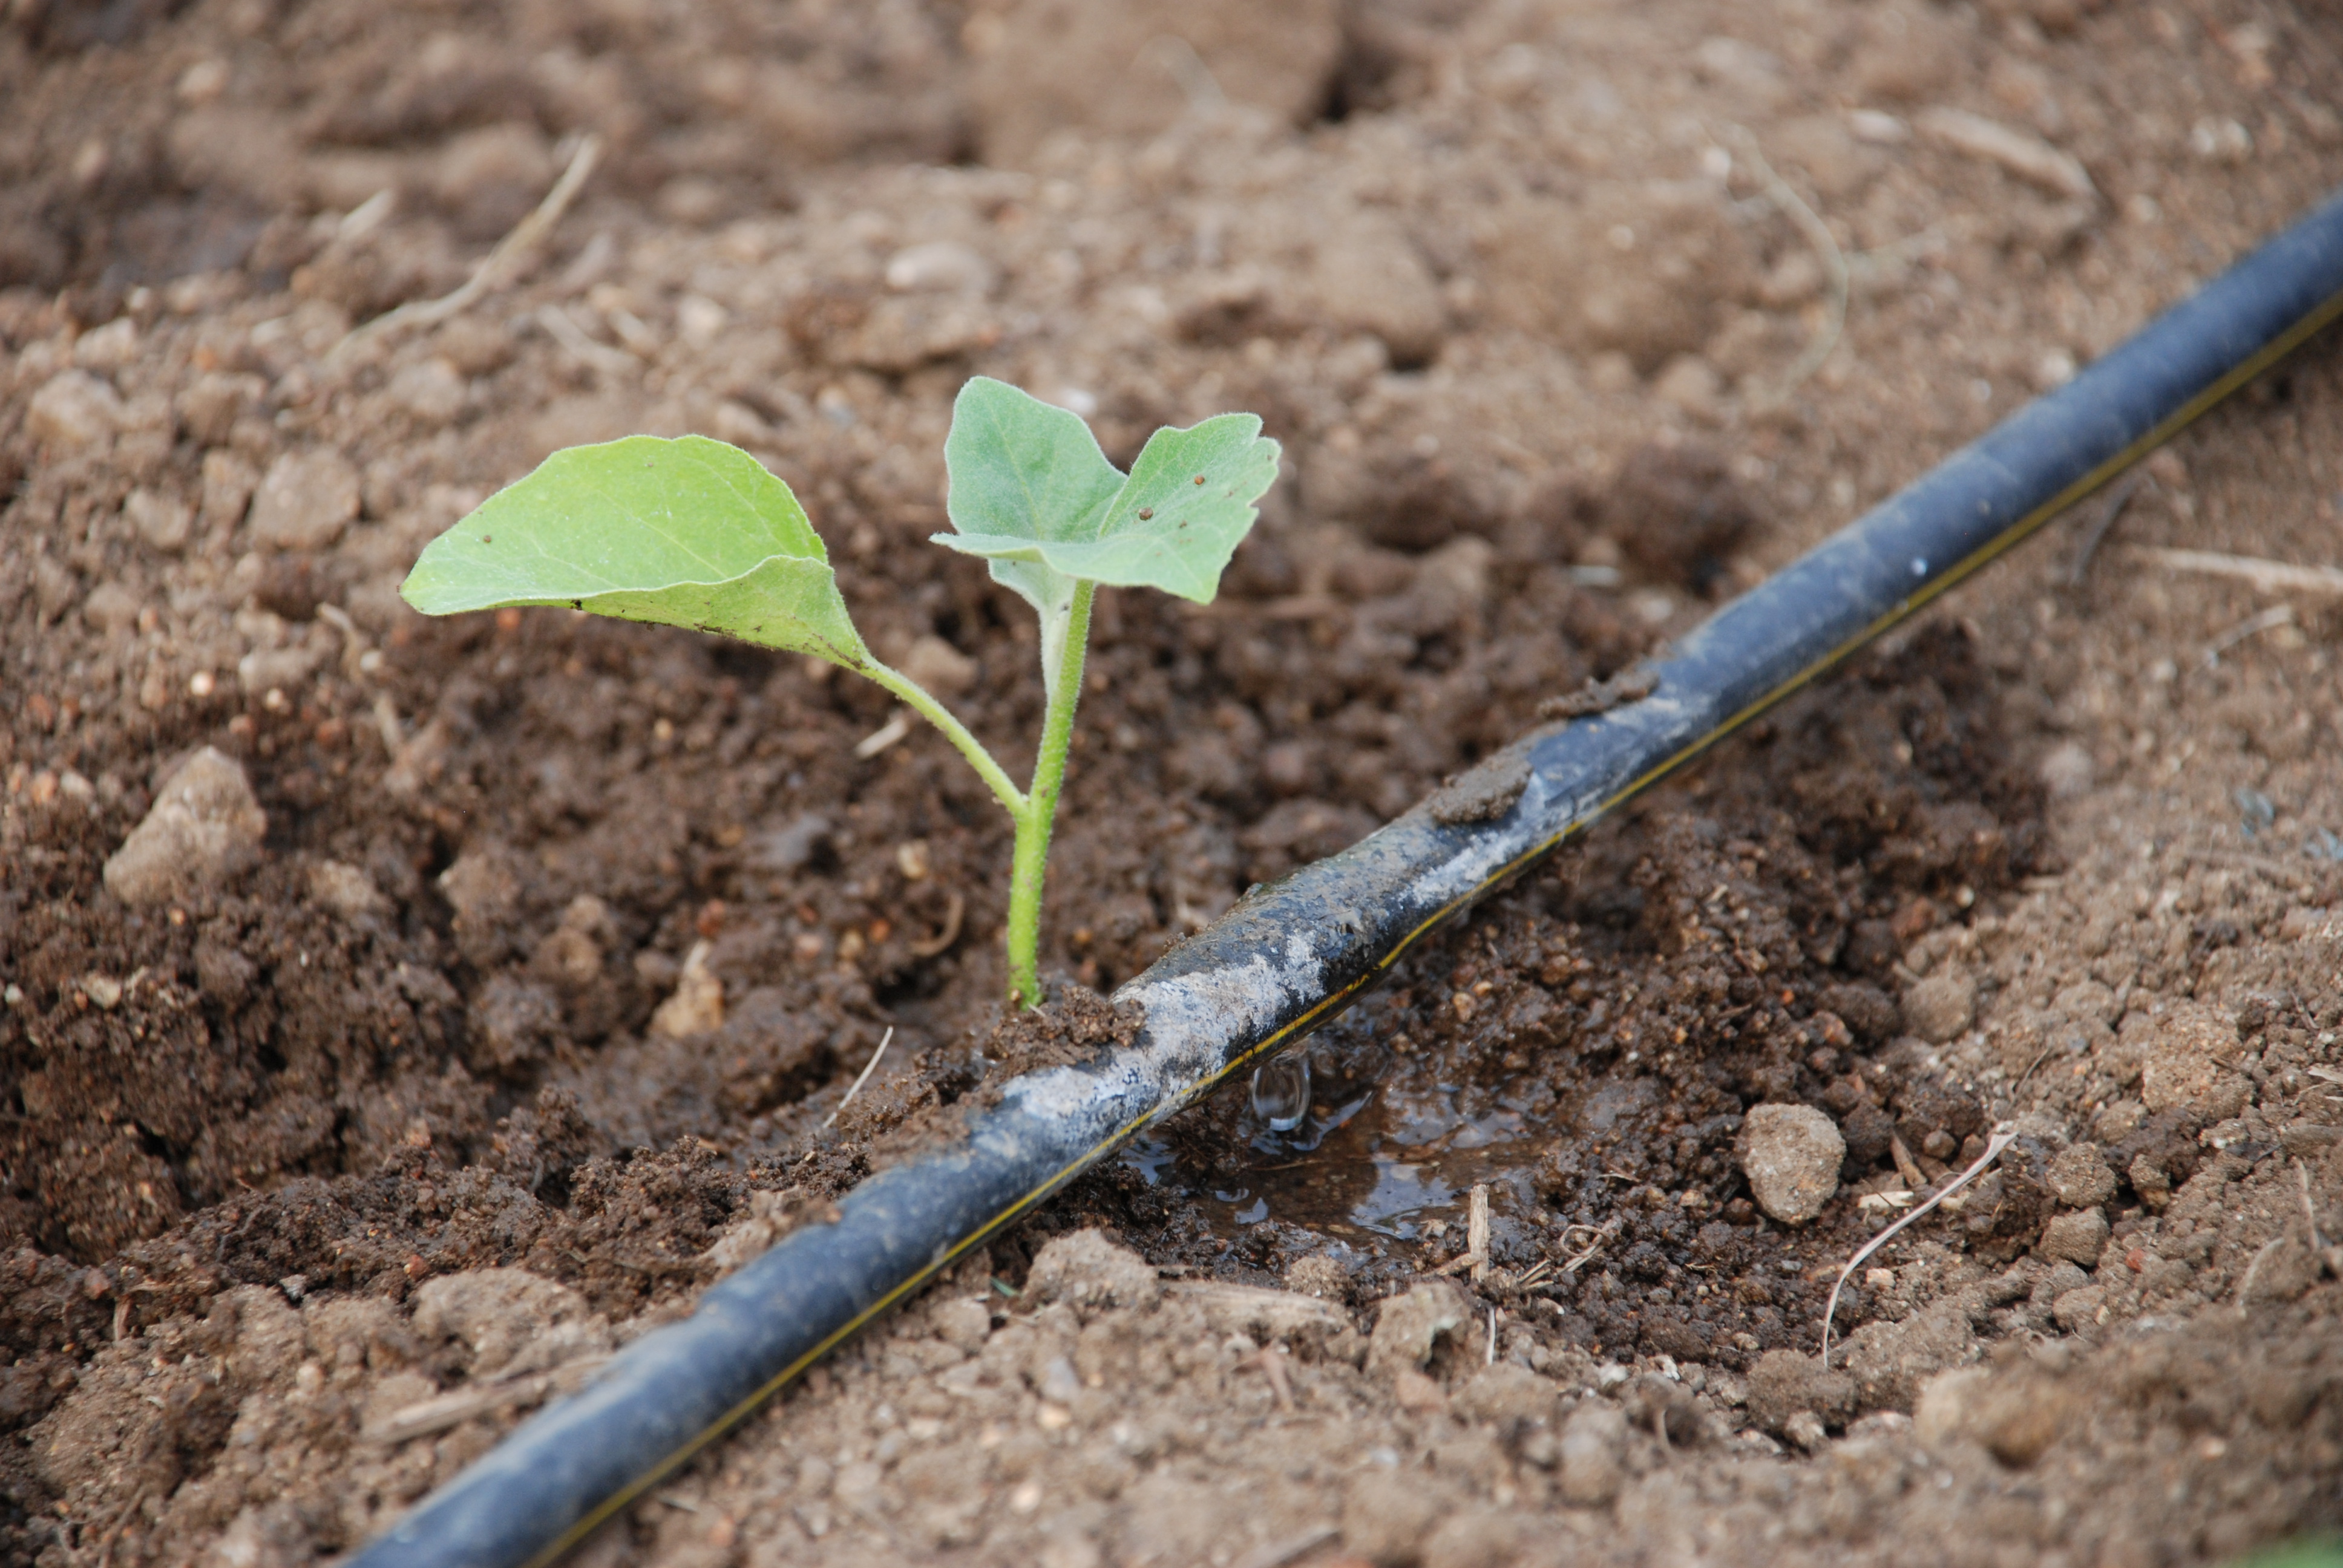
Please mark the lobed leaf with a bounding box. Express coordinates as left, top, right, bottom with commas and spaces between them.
399, 435, 870, 668
932, 377, 1282, 604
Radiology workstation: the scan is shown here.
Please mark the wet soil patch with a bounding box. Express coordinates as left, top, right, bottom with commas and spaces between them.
1083, 622, 2053, 1362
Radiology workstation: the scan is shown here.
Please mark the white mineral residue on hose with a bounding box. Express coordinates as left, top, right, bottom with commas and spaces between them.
984, 930, 1334, 1134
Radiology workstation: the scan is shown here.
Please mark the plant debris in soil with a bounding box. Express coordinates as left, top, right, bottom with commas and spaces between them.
7, 0, 2343, 1563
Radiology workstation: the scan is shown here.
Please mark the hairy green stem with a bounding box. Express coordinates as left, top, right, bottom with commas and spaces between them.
1004, 581, 1096, 1009
864, 663, 1028, 817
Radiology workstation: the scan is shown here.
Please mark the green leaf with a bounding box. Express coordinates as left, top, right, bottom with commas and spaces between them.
932, 378, 1282, 605
400, 435, 871, 668
934, 377, 1121, 636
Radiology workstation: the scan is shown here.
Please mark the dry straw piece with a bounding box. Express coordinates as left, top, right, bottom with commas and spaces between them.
1821, 1126, 2016, 1367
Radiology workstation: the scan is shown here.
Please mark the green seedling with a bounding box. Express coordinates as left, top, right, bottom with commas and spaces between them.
401, 376, 1282, 1009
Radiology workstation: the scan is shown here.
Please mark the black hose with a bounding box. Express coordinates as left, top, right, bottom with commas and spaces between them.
355, 186, 2343, 1568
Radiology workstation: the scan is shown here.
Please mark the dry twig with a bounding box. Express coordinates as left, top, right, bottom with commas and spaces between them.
824, 1027, 895, 1128
1562, 1217, 1624, 1274
1916, 107, 2096, 201
1722, 123, 1849, 407
2140, 546, 2343, 597
2300, 1158, 2343, 1278
854, 708, 914, 760
335, 133, 601, 359
2200, 604, 2298, 668
907, 890, 966, 959
1887, 1132, 1928, 1191
534, 302, 637, 376
364, 1353, 612, 1444
1823, 1127, 2016, 1367
1255, 1344, 1294, 1412
1231, 1524, 1338, 1568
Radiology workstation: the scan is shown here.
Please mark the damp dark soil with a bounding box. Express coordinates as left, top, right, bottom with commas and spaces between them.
7, 0, 2343, 1564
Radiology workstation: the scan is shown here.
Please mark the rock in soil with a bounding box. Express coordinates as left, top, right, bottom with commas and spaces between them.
246, 449, 362, 552
100, 746, 267, 906
1738, 1103, 1847, 1225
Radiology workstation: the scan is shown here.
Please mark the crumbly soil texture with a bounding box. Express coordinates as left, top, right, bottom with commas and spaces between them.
6, 1, 2343, 1565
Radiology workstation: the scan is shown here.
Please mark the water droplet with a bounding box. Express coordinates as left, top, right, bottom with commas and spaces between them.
1251, 1051, 1311, 1131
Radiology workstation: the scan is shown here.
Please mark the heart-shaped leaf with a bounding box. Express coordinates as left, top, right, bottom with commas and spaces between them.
401, 435, 870, 669
932, 377, 1282, 605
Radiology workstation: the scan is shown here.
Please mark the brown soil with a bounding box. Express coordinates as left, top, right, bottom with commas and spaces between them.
5, 0, 2343, 1564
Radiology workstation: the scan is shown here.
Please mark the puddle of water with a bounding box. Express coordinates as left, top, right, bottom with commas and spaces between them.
1126, 1025, 1594, 1249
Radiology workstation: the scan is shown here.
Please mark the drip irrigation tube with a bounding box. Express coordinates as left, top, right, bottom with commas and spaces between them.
356, 186, 2343, 1568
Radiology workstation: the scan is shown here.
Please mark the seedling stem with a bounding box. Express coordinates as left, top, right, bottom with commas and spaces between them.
1003, 579, 1094, 1007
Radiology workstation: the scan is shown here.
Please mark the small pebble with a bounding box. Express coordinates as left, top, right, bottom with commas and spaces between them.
1283, 1253, 1348, 1301
73, 318, 139, 371
884, 240, 996, 295
1901, 970, 1976, 1044
27, 369, 125, 449
125, 488, 195, 552
902, 634, 977, 697
238, 642, 326, 694
81, 582, 140, 636
2051, 1284, 2106, 1331
650, 939, 724, 1037
386, 358, 467, 423
2036, 740, 2094, 799
1026, 1229, 1160, 1313
248, 450, 362, 552
931, 1296, 992, 1354
1367, 1280, 1470, 1379
1738, 1103, 1844, 1225
102, 747, 267, 906
307, 859, 388, 918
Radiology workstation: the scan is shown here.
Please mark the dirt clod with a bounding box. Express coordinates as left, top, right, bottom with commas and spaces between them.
2140, 1000, 2240, 1111
2044, 1143, 2117, 1209
979, 985, 1143, 1081
1556, 1399, 1630, 1505
1427, 747, 1532, 825
1748, 1348, 1858, 1434
1023, 1229, 1160, 1316
1902, 970, 1978, 1044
